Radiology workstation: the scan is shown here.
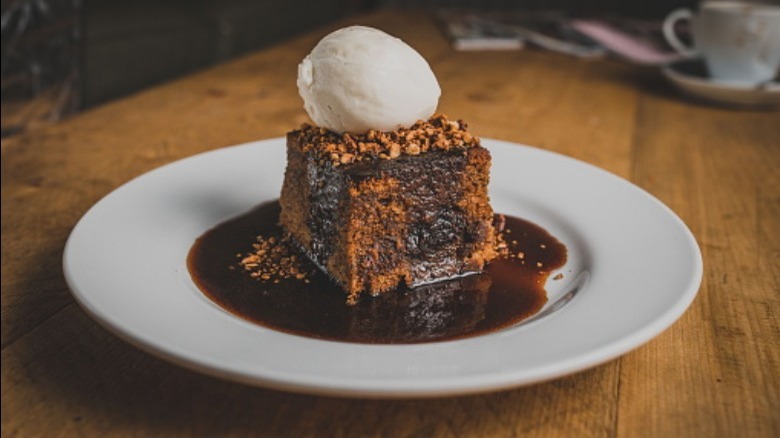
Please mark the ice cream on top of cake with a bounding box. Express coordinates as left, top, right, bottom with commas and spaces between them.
297, 26, 441, 134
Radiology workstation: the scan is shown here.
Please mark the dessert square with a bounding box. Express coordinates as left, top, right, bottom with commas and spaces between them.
279, 115, 497, 304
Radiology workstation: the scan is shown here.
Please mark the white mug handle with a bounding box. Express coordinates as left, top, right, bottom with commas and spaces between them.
663, 8, 697, 57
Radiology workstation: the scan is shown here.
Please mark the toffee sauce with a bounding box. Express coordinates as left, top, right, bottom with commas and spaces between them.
187, 201, 567, 344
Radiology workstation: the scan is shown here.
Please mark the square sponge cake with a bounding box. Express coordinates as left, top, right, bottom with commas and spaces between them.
279, 114, 497, 304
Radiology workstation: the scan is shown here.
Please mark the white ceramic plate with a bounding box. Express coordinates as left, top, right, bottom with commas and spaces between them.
662, 58, 780, 107
64, 138, 702, 398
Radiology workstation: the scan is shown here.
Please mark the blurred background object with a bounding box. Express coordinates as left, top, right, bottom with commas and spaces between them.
379, 0, 698, 18
82, 0, 354, 109
1, 0, 700, 138
1, 0, 355, 138
2, 0, 82, 137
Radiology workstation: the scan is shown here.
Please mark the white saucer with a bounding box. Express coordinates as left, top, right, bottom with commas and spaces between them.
63, 139, 702, 398
662, 59, 780, 107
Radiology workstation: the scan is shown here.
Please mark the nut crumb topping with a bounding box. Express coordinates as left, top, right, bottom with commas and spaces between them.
238, 234, 315, 283
289, 114, 480, 167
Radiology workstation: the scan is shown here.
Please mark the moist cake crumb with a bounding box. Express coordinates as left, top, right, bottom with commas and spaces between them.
280, 114, 498, 303
239, 223, 528, 291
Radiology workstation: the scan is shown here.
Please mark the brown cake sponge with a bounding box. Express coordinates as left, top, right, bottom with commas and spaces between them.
279, 115, 497, 304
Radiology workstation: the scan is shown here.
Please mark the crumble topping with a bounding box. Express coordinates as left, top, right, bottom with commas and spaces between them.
238, 235, 315, 283
289, 114, 480, 167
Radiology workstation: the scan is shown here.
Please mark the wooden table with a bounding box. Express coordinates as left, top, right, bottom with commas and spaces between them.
3, 10, 778, 437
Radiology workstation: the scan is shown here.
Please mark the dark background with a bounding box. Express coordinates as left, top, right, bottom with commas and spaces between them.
2, 0, 697, 133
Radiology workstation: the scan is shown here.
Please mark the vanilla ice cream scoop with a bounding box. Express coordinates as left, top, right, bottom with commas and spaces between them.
297, 26, 441, 134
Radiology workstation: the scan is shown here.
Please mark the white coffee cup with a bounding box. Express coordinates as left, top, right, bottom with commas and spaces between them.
663, 1, 780, 84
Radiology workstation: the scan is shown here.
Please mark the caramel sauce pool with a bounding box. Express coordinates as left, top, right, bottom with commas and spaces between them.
187, 201, 567, 344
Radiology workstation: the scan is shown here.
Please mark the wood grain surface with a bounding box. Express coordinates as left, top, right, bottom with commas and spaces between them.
2, 10, 779, 437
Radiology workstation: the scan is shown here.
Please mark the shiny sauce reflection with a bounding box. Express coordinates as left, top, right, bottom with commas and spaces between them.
187, 201, 567, 344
